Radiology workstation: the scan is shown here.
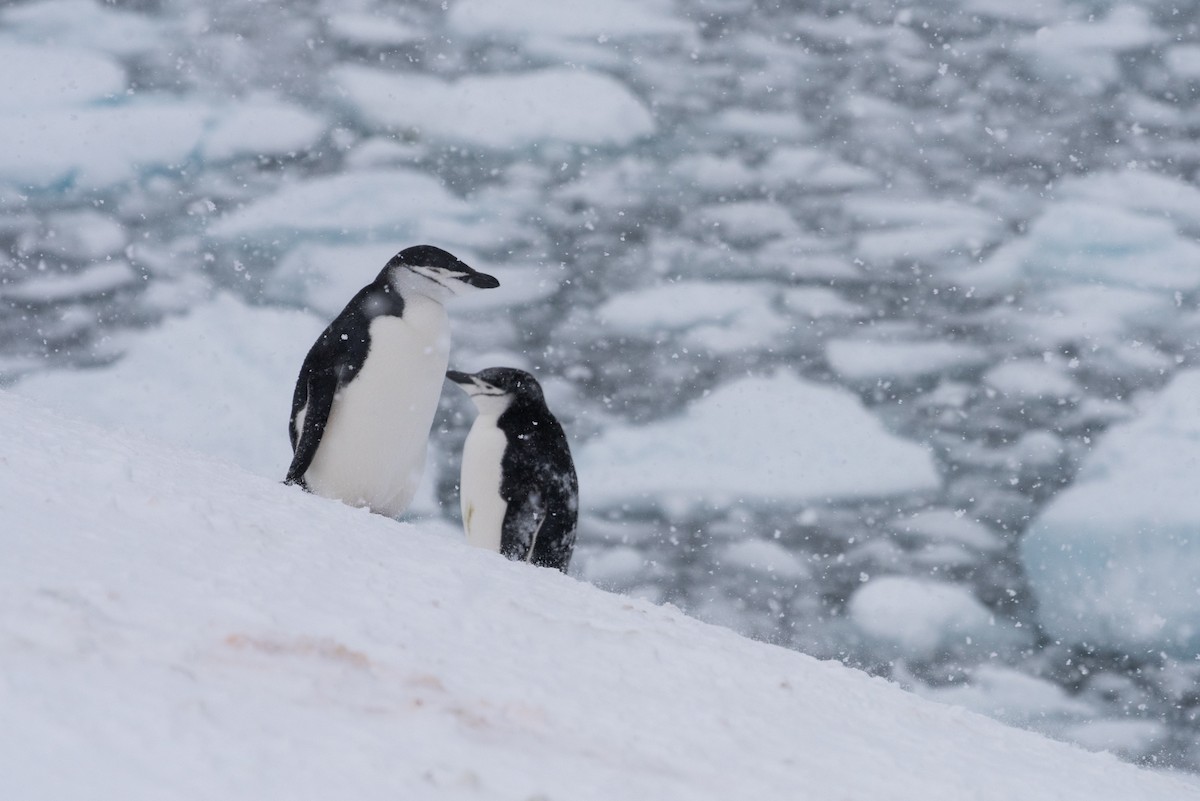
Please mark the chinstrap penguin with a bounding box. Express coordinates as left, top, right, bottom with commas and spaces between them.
447, 367, 578, 572
286, 245, 499, 517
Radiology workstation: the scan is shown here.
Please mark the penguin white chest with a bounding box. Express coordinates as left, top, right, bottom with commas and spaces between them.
305, 298, 450, 517
460, 415, 508, 553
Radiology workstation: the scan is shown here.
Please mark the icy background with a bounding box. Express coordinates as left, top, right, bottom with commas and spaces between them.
4, 0, 1200, 771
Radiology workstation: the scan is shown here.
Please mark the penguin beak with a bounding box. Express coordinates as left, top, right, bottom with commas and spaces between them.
446, 370, 475, 386
460, 270, 500, 289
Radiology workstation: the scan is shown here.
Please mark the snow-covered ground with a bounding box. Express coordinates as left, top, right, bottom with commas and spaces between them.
5, 0, 1200, 776
4, 390, 1199, 800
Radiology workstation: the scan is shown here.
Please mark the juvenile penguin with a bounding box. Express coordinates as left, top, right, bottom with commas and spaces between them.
447, 367, 578, 572
285, 245, 499, 517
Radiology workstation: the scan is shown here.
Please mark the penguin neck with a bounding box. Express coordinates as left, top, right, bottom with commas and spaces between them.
469, 393, 513, 419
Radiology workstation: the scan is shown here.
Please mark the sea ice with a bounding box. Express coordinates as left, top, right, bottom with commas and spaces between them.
1022, 369, 1200, 658
36, 209, 127, 260
200, 100, 328, 163
594, 280, 792, 353
0, 0, 165, 56
325, 12, 421, 47
983, 359, 1078, 401
848, 576, 1028, 660
331, 66, 655, 149
576, 373, 941, 509
0, 42, 124, 108
209, 170, 472, 242
826, 339, 991, 383
1015, 6, 1163, 95
2, 260, 136, 303
0, 100, 328, 192
446, 0, 690, 41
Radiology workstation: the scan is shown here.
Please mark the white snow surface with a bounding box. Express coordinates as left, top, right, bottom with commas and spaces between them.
1022, 369, 1200, 658
332, 66, 655, 149
14, 295, 323, 479
3, 390, 1197, 801
576, 373, 941, 508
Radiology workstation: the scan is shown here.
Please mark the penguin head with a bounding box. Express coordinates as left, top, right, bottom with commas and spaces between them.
446, 367, 544, 415
383, 245, 500, 303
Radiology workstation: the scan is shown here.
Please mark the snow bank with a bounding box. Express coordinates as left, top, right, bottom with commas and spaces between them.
576, 373, 941, 509
13, 295, 323, 479
1022, 369, 1200, 658
2, 390, 1195, 800
332, 66, 655, 149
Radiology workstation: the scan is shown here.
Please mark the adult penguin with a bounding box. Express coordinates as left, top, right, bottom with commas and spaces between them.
286, 245, 499, 517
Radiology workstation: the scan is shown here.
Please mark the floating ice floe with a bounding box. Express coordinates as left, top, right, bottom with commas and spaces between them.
847, 196, 1002, 263
199, 100, 328, 163
1057, 169, 1200, 233
446, 0, 690, 41
0, 42, 124, 108
759, 147, 879, 192
331, 66, 655, 149
916, 664, 1094, 732
1015, 5, 1163, 95
0, 99, 327, 192
826, 339, 991, 383
719, 538, 810, 581
595, 280, 792, 354
996, 285, 1176, 350
848, 576, 1030, 661
1022, 369, 1200, 658
325, 12, 421, 47
33, 209, 127, 260
1166, 44, 1200, 81
987, 201, 1200, 292
2, 260, 136, 303
983, 359, 1078, 401
694, 201, 799, 246
892, 509, 1005, 552
209, 170, 472, 242
780, 286, 865, 320
0, 0, 165, 57
576, 373, 941, 509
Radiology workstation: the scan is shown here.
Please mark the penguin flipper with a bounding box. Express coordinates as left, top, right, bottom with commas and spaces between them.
500, 493, 546, 563
285, 370, 337, 486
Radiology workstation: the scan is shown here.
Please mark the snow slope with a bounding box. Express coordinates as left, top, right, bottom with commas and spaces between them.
3, 390, 1196, 800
